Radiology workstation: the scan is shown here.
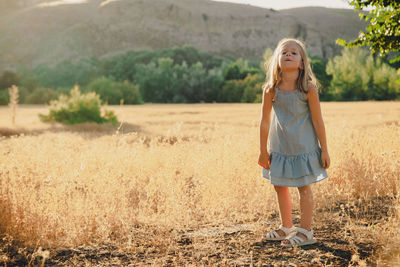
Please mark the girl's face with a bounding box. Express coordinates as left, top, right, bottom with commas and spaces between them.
278, 42, 303, 72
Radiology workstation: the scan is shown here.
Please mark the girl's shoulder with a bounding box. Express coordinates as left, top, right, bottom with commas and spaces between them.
305, 82, 318, 101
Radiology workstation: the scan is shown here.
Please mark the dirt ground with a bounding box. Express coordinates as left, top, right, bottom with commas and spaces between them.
1, 196, 397, 266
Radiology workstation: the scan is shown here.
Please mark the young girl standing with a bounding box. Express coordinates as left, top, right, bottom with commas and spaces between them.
258, 38, 330, 247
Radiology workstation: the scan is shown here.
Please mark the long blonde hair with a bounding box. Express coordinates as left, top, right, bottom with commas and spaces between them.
262, 38, 319, 94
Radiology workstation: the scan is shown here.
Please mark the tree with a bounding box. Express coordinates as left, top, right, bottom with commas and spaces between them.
336, 0, 400, 69
0, 71, 20, 90
327, 47, 399, 100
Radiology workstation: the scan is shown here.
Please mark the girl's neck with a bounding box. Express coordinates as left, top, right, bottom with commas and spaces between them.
279, 70, 299, 90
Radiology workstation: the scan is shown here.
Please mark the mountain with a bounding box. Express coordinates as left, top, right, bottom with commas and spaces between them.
0, 0, 367, 72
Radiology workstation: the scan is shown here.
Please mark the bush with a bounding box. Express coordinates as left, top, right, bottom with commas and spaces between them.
223, 58, 260, 80
0, 70, 20, 90
39, 86, 118, 125
134, 58, 224, 103
115, 80, 143, 104
25, 87, 59, 104
0, 90, 9, 105
0, 86, 27, 105
85, 76, 123, 104
218, 73, 264, 103
85, 76, 143, 104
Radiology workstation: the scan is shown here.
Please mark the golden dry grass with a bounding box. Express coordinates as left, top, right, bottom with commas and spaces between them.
0, 102, 399, 265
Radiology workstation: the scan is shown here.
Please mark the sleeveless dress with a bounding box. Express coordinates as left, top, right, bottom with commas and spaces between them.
262, 86, 328, 187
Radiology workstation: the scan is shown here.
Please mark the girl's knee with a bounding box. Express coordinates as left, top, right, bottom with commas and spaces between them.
297, 185, 312, 195
274, 185, 289, 193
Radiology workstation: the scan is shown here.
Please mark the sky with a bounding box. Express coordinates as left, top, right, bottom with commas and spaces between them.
210, 0, 354, 10
60, 0, 361, 10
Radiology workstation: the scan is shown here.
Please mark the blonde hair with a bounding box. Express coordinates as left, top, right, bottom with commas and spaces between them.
262, 38, 319, 94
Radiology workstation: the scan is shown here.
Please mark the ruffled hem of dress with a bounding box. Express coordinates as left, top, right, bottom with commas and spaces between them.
267, 147, 325, 179
261, 172, 328, 187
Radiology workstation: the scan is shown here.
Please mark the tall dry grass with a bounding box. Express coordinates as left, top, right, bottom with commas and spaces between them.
0, 102, 399, 262
7, 85, 19, 126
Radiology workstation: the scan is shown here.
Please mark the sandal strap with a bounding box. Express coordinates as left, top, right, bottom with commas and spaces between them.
296, 227, 313, 240
278, 224, 296, 235
266, 230, 279, 239
289, 235, 304, 245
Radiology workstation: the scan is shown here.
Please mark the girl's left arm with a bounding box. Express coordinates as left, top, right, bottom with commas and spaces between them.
307, 83, 330, 168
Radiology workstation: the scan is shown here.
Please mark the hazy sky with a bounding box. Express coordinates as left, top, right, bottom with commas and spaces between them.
210, 0, 354, 10
61, 0, 358, 10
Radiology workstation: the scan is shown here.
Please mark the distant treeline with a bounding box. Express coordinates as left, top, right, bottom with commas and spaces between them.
0, 44, 399, 105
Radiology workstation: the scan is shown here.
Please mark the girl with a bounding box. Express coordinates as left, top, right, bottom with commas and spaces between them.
258, 38, 330, 247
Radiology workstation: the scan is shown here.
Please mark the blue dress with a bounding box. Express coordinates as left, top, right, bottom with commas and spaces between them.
262, 86, 328, 187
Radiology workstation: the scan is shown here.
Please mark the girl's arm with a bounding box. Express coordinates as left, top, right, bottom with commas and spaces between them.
260, 88, 274, 154
307, 83, 328, 153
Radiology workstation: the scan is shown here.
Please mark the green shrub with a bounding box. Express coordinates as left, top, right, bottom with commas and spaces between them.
25, 87, 59, 104
39, 86, 118, 125
241, 73, 264, 103
85, 76, 123, 104
0, 86, 27, 105
0, 90, 9, 105
85, 76, 143, 104
134, 58, 224, 103
218, 73, 263, 103
114, 80, 143, 104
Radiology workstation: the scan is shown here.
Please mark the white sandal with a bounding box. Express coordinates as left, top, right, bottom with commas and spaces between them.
281, 227, 317, 247
265, 225, 296, 241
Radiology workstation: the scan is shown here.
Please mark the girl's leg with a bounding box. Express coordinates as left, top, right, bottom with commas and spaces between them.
298, 184, 313, 230
282, 184, 313, 243
274, 185, 293, 236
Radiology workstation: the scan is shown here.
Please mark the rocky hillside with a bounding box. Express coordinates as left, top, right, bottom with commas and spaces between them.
0, 0, 367, 72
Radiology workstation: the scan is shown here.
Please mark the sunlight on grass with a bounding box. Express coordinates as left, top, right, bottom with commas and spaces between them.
0, 102, 399, 264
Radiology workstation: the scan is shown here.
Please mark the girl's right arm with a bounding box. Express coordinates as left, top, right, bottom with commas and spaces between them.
258, 88, 274, 169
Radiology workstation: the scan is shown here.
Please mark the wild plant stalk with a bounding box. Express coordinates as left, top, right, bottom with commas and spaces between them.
8, 85, 19, 126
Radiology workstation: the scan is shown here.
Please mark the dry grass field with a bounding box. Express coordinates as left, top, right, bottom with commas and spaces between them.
0, 102, 399, 266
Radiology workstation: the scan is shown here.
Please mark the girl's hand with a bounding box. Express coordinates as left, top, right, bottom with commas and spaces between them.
258, 152, 271, 169
321, 151, 330, 169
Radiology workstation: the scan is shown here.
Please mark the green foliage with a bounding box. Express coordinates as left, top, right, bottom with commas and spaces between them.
85, 76, 122, 104
39, 86, 118, 125
11, 43, 399, 103
326, 47, 400, 100
309, 55, 334, 101
134, 57, 224, 103
0, 90, 8, 105
17, 86, 30, 104
25, 87, 59, 104
241, 74, 264, 103
0, 70, 20, 90
33, 57, 104, 89
85, 76, 143, 104
337, 0, 400, 67
223, 58, 260, 80
103, 44, 227, 83
219, 73, 264, 103
115, 80, 143, 105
